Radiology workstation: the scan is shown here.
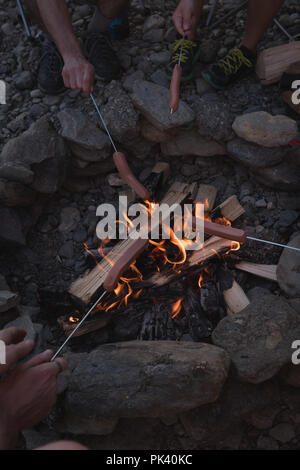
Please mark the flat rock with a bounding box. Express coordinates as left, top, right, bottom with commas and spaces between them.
277, 233, 300, 298
227, 138, 285, 169
0, 116, 69, 194
0, 207, 26, 247
62, 341, 230, 420
193, 94, 233, 141
140, 117, 176, 143
57, 109, 111, 162
5, 314, 36, 342
0, 179, 36, 207
58, 207, 81, 233
212, 293, 300, 384
253, 161, 300, 192
161, 129, 227, 157
232, 112, 298, 147
131, 81, 195, 131
0, 290, 19, 313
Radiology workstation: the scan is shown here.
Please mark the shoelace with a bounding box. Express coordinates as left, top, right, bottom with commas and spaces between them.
172, 38, 196, 64
218, 48, 253, 76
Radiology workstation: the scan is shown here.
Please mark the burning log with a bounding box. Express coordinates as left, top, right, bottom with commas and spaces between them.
211, 195, 245, 223
195, 184, 218, 212
235, 262, 278, 282
144, 162, 171, 200
256, 42, 300, 85
58, 312, 111, 338
223, 280, 250, 315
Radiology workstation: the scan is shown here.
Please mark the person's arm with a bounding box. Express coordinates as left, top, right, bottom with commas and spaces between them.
36, 0, 95, 94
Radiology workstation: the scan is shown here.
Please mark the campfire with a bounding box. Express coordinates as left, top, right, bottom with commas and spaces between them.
57, 164, 276, 344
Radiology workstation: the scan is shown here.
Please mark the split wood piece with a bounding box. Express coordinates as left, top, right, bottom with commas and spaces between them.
119, 188, 136, 205
143, 236, 234, 289
68, 181, 195, 305
235, 262, 278, 282
256, 42, 300, 85
144, 161, 171, 199
58, 312, 111, 338
195, 184, 218, 213
151, 162, 171, 184
211, 195, 245, 223
283, 90, 300, 115
223, 280, 250, 315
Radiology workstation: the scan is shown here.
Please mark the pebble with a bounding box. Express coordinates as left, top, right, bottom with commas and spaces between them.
269, 423, 296, 444
255, 199, 267, 208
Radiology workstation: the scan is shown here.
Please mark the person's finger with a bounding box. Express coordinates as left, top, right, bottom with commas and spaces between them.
62, 70, 71, 90
0, 327, 26, 345
83, 68, 94, 95
20, 349, 53, 371
35, 358, 68, 377
173, 13, 185, 37
5, 340, 35, 369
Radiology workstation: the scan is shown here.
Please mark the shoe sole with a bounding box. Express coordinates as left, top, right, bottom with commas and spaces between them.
38, 83, 67, 95
201, 66, 255, 91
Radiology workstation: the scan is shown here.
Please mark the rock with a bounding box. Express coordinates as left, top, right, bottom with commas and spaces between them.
15, 71, 34, 90
0, 179, 36, 207
181, 164, 198, 177
281, 364, 300, 388
255, 199, 267, 208
59, 241, 74, 259
101, 81, 140, 143
279, 210, 299, 228
179, 378, 279, 446
253, 161, 300, 192
58, 414, 119, 436
149, 51, 169, 65
143, 14, 165, 33
277, 233, 300, 298
123, 70, 145, 93
193, 94, 233, 141
232, 112, 298, 148
269, 423, 295, 444
57, 109, 111, 162
5, 315, 36, 342
0, 290, 19, 313
195, 78, 213, 96
144, 29, 164, 43
212, 293, 300, 384
62, 341, 230, 420
0, 275, 9, 291
0, 116, 69, 194
257, 436, 279, 450
248, 405, 278, 430
58, 207, 81, 233
161, 129, 227, 157
140, 117, 175, 143
63, 175, 91, 193
131, 81, 195, 131
0, 207, 26, 247
71, 157, 115, 177
227, 138, 285, 169
107, 173, 124, 187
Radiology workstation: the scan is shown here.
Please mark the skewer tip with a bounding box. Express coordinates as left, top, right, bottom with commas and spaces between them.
170, 108, 173, 115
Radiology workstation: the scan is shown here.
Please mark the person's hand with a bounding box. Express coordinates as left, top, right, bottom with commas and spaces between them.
62, 54, 95, 95
0, 327, 34, 376
0, 350, 67, 449
172, 0, 198, 40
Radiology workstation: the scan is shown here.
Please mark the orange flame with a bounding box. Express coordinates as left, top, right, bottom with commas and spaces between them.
171, 298, 184, 319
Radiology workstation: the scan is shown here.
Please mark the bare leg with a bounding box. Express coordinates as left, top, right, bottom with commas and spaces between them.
241, 0, 285, 52
36, 441, 88, 451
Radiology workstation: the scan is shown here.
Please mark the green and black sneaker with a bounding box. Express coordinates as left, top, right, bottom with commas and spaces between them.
167, 37, 200, 81
202, 45, 256, 90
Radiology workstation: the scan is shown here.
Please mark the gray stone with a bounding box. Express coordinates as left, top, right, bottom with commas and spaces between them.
253, 161, 300, 192
5, 315, 36, 342
279, 210, 299, 228
123, 70, 145, 93
57, 109, 111, 162
257, 436, 279, 450
58, 207, 81, 233
0, 116, 68, 194
227, 138, 285, 169
193, 94, 233, 141
144, 29, 164, 43
71, 158, 115, 177
101, 81, 140, 143
131, 81, 195, 131
143, 14, 165, 33
277, 234, 300, 298
63, 341, 230, 420
0, 290, 19, 313
269, 423, 296, 444
0, 207, 26, 247
0, 179, 36, 207
140, 117, 176, 143
212, 293, 300, 384
195, 78, 213, 96
58, 414, 118, 436
232, 112, 298, 148
161, 129, 227, 157
59, 241, 74, 259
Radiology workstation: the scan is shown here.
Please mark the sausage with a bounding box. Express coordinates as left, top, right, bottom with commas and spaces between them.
192, 218, 247, 244
169, 64, 182, 114
103, 238, 149, 292
113, 152, 151, 201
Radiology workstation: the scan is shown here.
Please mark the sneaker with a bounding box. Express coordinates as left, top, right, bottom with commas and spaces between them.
38, 41, 66, 95
84, 32, 121, 81
202, 46, 256, 90
167, 37, 200, 81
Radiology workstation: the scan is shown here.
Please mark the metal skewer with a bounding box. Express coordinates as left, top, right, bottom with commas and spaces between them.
51, 291, 107, 361
247, 237, 300, 253
273, 18, 295, 42
16, 0, 31, 37
90, 93, 118, 153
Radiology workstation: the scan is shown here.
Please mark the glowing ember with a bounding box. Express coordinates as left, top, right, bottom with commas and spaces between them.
69, 316, 80, 323
171, 298, 184, 319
